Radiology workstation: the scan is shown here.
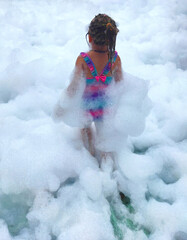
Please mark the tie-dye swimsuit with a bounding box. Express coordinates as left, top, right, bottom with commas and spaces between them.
80, 51, 118, 121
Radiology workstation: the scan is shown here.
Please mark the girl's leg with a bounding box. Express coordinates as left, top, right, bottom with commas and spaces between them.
81, 126, 95, 156
100, 151, 116, 172
94, 121, 116, 170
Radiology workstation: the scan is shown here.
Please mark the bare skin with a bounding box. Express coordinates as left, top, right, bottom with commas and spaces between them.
67, 35, 123, 157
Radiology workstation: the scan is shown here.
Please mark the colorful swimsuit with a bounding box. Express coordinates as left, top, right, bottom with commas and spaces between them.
80, 51, 118, 121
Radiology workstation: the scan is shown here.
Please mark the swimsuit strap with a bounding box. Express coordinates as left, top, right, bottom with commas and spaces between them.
80, 51, 118, 79
101, 51, 118, 76
80, 52, 98, 77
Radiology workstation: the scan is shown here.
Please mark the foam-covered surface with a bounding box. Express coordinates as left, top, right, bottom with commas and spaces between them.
0, 0, 187, 239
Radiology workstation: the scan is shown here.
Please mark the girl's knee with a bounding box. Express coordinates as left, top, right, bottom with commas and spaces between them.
81, 127, 90, 135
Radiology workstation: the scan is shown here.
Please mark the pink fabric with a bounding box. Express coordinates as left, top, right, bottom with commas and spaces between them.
89, 109, 104, 118
95, 75, 106, 83
85, 85, 107, 92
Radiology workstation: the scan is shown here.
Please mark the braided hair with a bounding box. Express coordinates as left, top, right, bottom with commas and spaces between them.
87, 14, 119, 70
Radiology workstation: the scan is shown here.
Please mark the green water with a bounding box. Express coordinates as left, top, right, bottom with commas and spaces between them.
0, 189, 152, 239
110, 194, 151, 240
0, 192, 33, 236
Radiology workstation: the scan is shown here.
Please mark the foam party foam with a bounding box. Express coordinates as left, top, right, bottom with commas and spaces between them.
0, 0, 187, 239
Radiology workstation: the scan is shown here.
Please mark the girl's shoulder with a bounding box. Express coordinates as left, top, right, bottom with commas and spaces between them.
114, 51, 121, 61
76, 54, 85, 64
75, 54, 86, 70
113, 54, 121, 70
115, 54, 121, 63
75, 51, 121, 72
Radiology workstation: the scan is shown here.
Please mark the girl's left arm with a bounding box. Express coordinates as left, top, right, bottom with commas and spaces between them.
67, 56, 84, 97
114, 55, 123, 83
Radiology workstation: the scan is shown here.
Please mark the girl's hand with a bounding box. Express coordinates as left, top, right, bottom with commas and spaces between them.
52, 102, 67, 122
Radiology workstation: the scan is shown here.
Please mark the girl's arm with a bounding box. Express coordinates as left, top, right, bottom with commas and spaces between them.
67, 55, 84, 97
52, 56, 84, 121
113, 55, 123, 82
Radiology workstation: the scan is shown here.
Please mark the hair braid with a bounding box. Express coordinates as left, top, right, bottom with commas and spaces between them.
87, 14, 119, 72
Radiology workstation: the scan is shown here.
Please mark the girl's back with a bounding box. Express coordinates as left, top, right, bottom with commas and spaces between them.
75, 51, 122, 82
82, 51, 118, 78
80, 50, 119, 121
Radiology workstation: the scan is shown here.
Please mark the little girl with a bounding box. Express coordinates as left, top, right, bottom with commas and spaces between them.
63, 14, 123, 158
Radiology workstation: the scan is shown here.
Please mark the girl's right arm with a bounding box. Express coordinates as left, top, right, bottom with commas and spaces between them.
67, 56, 84, 97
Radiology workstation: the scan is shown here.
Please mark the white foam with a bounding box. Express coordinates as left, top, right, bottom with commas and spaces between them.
0, 0, 187, 239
